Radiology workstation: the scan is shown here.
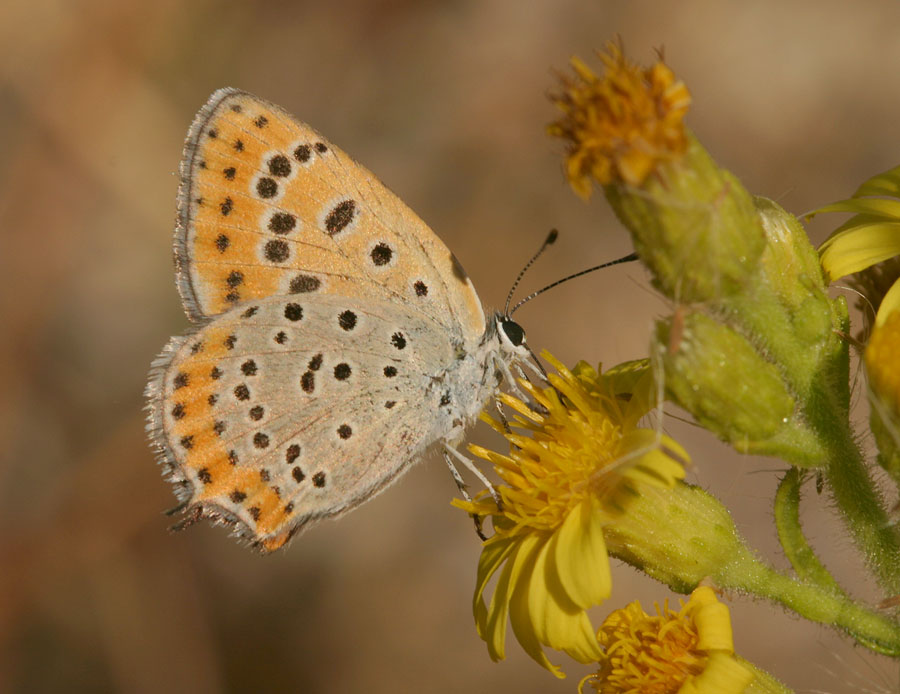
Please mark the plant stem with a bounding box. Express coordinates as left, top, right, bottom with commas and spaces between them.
722, 544, 900, 656
773, 468, 846, 596
806, 378, 900, 596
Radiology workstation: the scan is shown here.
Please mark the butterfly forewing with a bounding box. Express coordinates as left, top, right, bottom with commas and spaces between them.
175, 88, 485, 340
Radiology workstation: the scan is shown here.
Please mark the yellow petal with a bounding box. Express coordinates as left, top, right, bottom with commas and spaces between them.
498, 392, 546, 422
853, 164, 900, 197
875, 279, 900, 328
507, 534, 565, 678
819, 222, 900, 280
467, 444, 514, 469
540, 351, 572, 379
853, 166, 900, 198
525, 538, 558, 642
618, 147, 656, 187
527, 535, 602, 663
546, 373, 592, 415
483, 543, 518, 661
814, 197, 900, 221
827, 212, 887, 237
478, 410, 509, 434
806, 166, 900, 221
552, 497, 611, 609
688, 585, 718, 605
474, 537, 517, 639
485, 533, 549, 665
658, 432, 691, 467
692, 602, 735, 653
678, 652, 755, 694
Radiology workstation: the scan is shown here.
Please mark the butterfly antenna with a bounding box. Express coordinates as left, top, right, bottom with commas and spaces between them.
504, 229, 559, 316
509, 251, 639, 316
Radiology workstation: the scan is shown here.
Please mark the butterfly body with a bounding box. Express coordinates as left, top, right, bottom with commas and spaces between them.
146, 89, 528, 551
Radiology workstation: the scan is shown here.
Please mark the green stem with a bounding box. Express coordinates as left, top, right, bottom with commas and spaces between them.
800, 298, 900, 595
773, 468, 847, 596
816, 400, 900, 595
733, 281, 900, 594
721, 544, 900, 656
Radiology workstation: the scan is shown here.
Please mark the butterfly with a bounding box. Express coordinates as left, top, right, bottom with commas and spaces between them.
145, 88, 535, 551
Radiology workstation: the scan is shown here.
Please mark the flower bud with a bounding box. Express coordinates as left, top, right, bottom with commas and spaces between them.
657, 311, 824, 465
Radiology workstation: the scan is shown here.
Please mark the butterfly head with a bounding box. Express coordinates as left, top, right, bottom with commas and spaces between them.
495, 314, 530, 358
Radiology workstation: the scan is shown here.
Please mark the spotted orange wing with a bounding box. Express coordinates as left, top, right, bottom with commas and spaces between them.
175, 88, 485, 340
149, 89, 494, 552
147, 293, 459, 552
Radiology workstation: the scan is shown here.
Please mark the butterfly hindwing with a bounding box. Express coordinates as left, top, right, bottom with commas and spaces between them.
175, 88, 485, 340
147, 293, 460, 551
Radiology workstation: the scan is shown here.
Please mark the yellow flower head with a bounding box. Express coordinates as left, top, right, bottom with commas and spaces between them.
548, 42, 691, 197
455, 354, 687, 677
581, 587, 755, 694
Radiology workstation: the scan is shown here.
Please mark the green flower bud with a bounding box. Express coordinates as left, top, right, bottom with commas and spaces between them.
604, 483, 749, 591
720, 199, 849, 405
605, 136, 766, 303
657, 311, 824, 465
754, 198, 829, 319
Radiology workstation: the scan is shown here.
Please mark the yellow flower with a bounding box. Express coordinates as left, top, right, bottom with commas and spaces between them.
548, 42, 691, 197
581, 587, 756, 694
455, 354, 687, 678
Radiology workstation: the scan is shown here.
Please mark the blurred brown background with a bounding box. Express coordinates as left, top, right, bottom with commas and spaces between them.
2, 1, 899, 692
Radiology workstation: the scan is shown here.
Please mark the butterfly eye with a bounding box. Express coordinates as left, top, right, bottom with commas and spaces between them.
500, 319, 526, 347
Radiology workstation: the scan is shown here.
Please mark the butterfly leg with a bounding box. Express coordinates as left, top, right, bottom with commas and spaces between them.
511, 363, 550, 415
493, 398, 512, 434
520, 349, 550, 384
497, 355, 548, 416
512, 363, 531, 387
443, 448, 488, 541
494, 356, 530, 402
444, 445, 503, 510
